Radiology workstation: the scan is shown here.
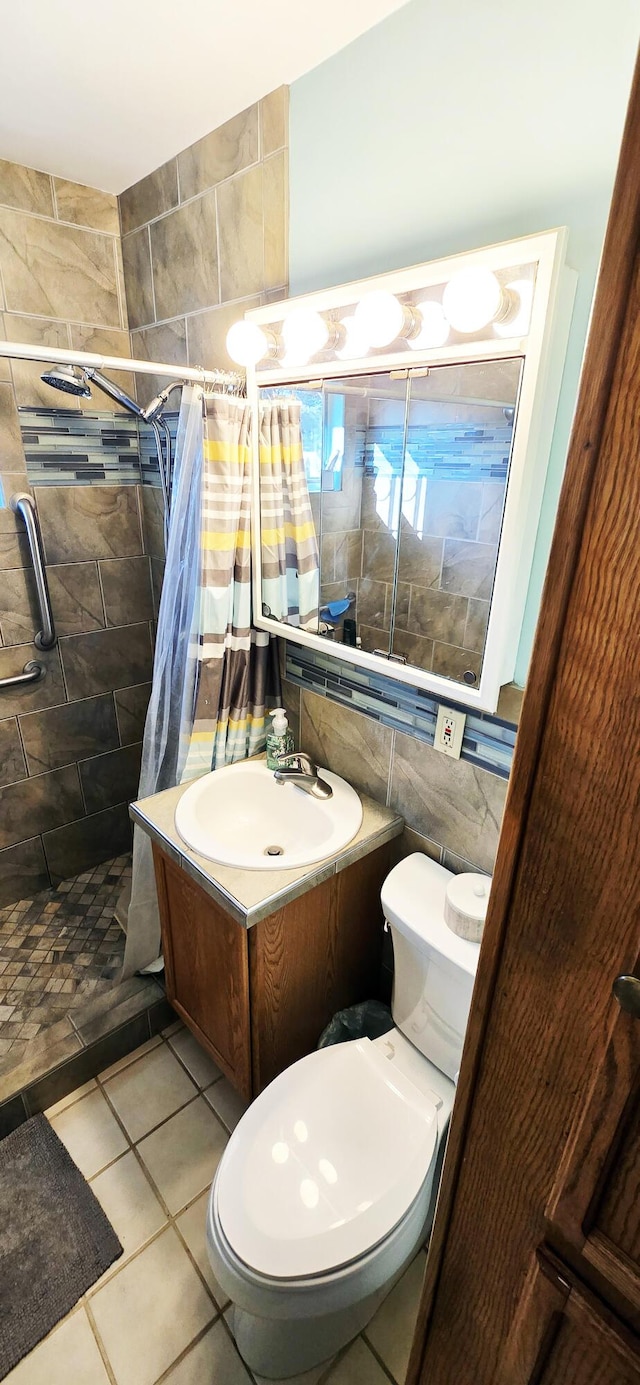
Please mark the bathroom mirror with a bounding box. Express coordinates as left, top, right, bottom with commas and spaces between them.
259, 359, 522, 690
247, 230, 576, 711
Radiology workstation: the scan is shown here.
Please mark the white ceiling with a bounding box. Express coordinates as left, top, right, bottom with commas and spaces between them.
0, 0, 410, 193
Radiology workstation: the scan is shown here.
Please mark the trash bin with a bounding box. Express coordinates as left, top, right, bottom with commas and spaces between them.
317, 999, 393, 1048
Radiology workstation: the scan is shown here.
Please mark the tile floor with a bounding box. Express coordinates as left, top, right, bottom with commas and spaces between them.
5, 1023, 425, 1385
0, 854, 130, 1070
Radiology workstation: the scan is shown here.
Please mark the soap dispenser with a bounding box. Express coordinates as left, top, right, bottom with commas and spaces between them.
266, 707, 295, 770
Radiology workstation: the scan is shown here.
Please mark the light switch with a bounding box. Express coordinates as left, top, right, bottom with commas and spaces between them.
434, 704, 466, 759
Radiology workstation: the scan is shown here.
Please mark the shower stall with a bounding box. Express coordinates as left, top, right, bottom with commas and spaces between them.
0, 339, 240, 1121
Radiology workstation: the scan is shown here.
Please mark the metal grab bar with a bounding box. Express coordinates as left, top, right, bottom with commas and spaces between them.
0, 660, 45, 689
10, 493, 56, 650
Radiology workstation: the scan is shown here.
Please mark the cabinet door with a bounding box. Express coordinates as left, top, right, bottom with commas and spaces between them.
154, 849, 252, 1099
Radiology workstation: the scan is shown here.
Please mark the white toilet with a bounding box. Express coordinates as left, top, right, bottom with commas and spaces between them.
206, 853, 481, 1379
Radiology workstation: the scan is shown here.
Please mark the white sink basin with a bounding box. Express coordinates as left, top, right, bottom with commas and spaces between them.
174, 760, 363, 870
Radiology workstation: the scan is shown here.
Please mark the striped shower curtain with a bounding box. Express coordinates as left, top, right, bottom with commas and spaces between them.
259, 398, 320, 631
181, 393, 275, 778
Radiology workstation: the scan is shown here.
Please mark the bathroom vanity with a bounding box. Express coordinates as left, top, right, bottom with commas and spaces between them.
131, 781, 403, 1101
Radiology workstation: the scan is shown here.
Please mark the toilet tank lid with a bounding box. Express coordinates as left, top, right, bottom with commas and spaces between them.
382, 854, 481, 978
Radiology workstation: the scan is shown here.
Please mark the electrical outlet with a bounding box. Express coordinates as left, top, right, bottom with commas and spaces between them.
434, 704, 466, 759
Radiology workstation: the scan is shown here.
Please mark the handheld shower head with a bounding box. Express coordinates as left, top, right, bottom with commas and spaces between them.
40, 364, 92, 398
84, 368, 143, 418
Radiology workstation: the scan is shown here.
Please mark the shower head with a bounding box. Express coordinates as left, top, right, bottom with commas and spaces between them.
41, 364, 92, 398
41, 363, 143, 418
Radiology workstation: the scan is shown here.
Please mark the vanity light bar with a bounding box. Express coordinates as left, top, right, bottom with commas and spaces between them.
226, 266, 531, 370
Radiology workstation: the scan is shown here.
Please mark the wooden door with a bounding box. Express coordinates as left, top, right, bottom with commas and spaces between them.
408, 48, 640, 1385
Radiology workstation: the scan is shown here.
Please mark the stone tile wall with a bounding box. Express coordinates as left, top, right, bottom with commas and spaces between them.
0, 157, 133, 499
281, 671, 514, 995
0, 159, 149, 904
281, 678, 512, 878
0, 489, 153, 903
118, 87, 288, 396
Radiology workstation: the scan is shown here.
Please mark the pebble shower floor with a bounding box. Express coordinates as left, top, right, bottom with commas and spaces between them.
0, 855, 130, 1071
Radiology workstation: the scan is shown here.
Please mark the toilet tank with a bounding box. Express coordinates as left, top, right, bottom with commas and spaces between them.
381, 854, 481, 1082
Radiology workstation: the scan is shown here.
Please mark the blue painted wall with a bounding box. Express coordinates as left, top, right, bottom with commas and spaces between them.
288, 0, 639, 683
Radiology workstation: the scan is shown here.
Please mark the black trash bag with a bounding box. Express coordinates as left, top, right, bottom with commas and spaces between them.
317, 999, 393, 1048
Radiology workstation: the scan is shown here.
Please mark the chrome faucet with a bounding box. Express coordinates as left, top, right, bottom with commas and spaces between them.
273, 751, 333, 800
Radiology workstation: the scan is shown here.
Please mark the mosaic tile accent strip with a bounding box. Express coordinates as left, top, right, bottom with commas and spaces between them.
0, 853, 130, 1072
285, 642, 516, 779
20, 407, 142, 486
19, 407, 179, 488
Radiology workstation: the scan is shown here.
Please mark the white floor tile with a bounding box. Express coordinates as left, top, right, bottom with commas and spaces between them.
169, 1028, 223, 1090
325, 1337, 390, 1384
89, 1151, 167, 1279
49, 1087, 128, 1179
203, 1077, 248, 1133
89, 1226, 215, 1385
45, 1079, 97, 1118
176, 1191, 229, 1308
162, 1321, 251, 1384
364, 1253, 426, 1384
137, 1097, 228, 1214
98, 1036, 162, 1082
103, 1043, 198, 1142
5, 1307, 109, 1384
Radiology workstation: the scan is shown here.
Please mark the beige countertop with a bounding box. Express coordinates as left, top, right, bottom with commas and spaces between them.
130, 771, 404, 928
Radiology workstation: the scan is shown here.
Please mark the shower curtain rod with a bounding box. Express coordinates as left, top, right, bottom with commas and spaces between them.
0, 340, 240, 387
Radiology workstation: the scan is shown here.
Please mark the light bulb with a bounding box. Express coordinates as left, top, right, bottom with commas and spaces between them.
354, 290, 405, 348
281, 308, 329, 365
336, 314, 370, 360
493, 279, 534, 338
225, 320, 269, 368
442, 268, 504, 334
409, 300, 450, 350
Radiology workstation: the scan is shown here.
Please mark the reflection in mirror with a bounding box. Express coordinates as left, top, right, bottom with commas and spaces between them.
319, 373, 404, 654
258, 391, 320, 632
258, 358, 522, 689
392, 360, 522, 684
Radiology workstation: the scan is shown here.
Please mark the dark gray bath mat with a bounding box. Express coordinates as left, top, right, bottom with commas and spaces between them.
0, 1113, 123, 1378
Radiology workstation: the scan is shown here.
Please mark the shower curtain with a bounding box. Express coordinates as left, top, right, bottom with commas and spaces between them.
259, 398, 320, 632
122, 389, 283, 976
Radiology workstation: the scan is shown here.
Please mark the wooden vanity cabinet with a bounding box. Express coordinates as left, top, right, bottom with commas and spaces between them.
152, 843, 391, 1101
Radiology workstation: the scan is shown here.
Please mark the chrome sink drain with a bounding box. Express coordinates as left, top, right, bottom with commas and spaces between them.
264, 844, 284, 857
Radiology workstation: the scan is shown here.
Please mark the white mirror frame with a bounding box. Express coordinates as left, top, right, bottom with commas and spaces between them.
246, 229, 577, 713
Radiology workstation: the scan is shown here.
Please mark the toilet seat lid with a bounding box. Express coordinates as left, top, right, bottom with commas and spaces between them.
215, 1039, 439, 1279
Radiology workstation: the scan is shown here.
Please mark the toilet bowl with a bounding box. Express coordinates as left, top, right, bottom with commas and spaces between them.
206, 853, 480, 1379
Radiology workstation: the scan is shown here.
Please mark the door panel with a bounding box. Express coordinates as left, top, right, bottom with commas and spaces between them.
546, 990, 640, 1327
532, 1254, 640, 1385
408, 50, 640, 1385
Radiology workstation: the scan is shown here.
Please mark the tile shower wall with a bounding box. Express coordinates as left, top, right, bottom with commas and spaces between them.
119, 87, 288, 391
0, 159, 149, 906
0, 486, 153, 903
118, 86, 288, 608
0, 155, 133, 503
